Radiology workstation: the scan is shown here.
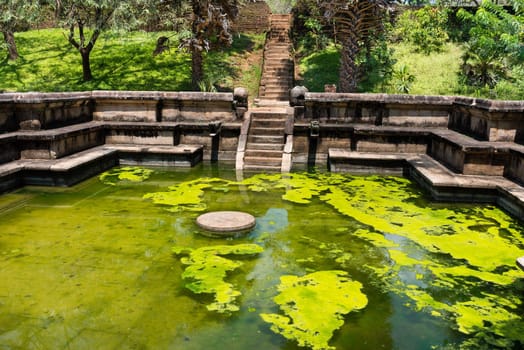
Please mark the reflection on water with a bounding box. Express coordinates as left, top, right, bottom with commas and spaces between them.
0, 164, 523, 349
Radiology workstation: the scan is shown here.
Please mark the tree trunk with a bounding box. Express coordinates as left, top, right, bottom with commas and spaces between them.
191, 45, 204, 90
339, 33, 359, 92
80, 48, 93, 81
3, 31, 19, 61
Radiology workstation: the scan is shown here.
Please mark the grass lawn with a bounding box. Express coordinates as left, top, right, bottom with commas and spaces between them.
391, 42, 463, 96
297, 41, 524, 100
0, 29, 265, 95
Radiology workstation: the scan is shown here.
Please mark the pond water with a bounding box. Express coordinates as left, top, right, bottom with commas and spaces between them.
0, 164, 523, 349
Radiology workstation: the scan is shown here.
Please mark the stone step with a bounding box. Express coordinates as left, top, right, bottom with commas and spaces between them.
251, 118, 287, 128
248, 134, 285, 144
265, 44, 292, 49
260, 80, 293, 86
243, 164, 282, 172
249, 127, 285, 136
264, 53, 291, 58
259, 93, 289, 100
244, 156, 282, 167
261, 87, 291, 95
261, 79, 293, 86
246, 142, 284, 151
250, 111, 287, 119
245, 149, 283, 158
263, 66, 292, 72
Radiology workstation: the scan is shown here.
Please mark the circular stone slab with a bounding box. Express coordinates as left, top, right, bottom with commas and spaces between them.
196, 211, 256, 237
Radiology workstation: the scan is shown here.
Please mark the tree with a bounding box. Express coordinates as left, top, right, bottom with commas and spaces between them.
394, 6, 450, 55
179, 0, 239, 90
323, 0, 391, 92
0, 0, 40, 61
55, 0, 146, 81
458, 0, 524, 89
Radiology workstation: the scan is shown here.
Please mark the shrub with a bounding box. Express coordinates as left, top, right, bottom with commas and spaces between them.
394, 6, 450, 55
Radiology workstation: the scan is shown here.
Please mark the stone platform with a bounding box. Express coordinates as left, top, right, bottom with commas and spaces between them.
196, 211, 256, 237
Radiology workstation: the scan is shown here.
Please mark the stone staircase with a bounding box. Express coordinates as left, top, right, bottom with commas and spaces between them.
242, 110, 288, 171
258, 14, 294, 101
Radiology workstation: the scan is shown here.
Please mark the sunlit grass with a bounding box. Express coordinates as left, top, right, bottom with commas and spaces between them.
297, 41, 524, 100
0, 29, 264, 94
297, 43, 340, 92
391, 42, 462, 96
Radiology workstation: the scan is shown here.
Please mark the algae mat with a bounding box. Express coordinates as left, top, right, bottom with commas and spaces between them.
0, 165, 523, 349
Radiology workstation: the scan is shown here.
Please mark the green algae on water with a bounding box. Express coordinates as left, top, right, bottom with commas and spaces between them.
261, 270, 368, 350
99, 166, 154, 185
144, 178, 225, 212
172, 244, 264, 313
147, 171, 524, 347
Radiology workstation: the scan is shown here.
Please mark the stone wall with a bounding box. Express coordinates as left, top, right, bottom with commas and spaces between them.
300, 92, 524, 145
0, 91, 244, 133
302, 93, 453, 127
0, 92, 92, 131
232, 0, 271, 34
449, 97, 524, 142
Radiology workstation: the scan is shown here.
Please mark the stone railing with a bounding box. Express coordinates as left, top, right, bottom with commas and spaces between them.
450, 97, 524, 142
291, 89, 524, 144
0, 89, 248, 132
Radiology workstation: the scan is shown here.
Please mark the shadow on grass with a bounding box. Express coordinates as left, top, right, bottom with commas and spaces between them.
299, 48, 340, 92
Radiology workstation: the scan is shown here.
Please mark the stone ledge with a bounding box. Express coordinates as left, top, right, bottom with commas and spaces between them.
305, 93, 454, 106
15, 121, 104, 141
454, 97, 524, 113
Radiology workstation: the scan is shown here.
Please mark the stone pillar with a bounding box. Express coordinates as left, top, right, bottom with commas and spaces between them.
290, 86, 308, 120
233, 87, 248, 119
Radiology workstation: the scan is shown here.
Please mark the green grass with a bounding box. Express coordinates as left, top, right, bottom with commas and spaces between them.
0, 29, 265, 94
297, 41, 524, 100
390, 42, 463, 96
297, 43, 340, 92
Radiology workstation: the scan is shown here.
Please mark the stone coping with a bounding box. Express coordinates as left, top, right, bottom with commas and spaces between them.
2, 91, 522, 112
303, 92, 524, 112
453, 96, 524, 112
305, 93, 455, 106
0, 91, 235, 103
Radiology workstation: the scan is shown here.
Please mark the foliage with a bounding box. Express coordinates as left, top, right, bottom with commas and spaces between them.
0, 29, 261, 94
390, 41, 462, 95
54, 0, 150, 81
172, 244, 264, 313
299, 16, 331, 52
99, 167, 154, 186
457, 0, 524, 89
179, 0, 240, 89
292, 0, 333, 55
391, 63, 415, 93
265, 0, 296, 14
260, 271, 368, 350
322, 0, 391, 92
0, 0, 40, 60
356, 28, 396, 92
298, 43, 340, 91
394, 6, 450, 55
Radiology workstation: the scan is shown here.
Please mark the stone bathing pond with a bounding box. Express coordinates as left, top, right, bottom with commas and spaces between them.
1, 164, 523, 349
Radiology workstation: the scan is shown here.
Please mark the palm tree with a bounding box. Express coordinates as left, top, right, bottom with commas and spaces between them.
323, 0, 390, 92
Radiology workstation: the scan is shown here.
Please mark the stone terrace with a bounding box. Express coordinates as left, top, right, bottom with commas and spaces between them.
1, 90, 524, 219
